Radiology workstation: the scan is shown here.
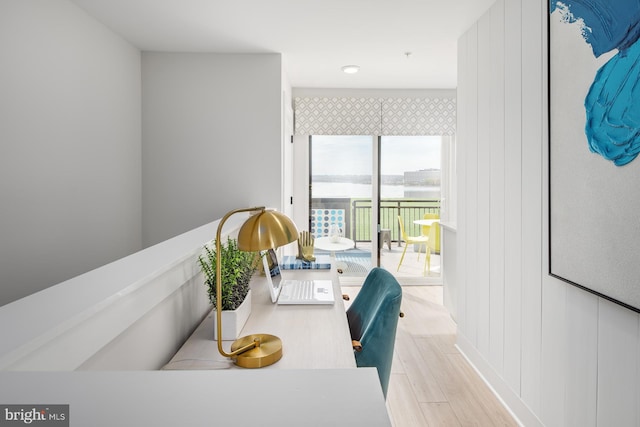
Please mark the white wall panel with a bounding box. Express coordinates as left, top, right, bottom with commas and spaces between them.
539, 8, 565, 422
564, 286, 598, 427
488, 0, 506, 373
502, 0, 523, 396
596, 299, 639, 426
464, 23, 479, 346
519, 0, 543, 415
476, 13, 492, 358
456, 35, 469, 336
540, 278, 566, 426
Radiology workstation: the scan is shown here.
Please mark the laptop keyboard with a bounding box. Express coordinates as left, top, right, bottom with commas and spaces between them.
288, 280, 314, 301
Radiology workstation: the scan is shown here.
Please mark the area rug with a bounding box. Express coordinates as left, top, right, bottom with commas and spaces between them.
334, 252, 372, 277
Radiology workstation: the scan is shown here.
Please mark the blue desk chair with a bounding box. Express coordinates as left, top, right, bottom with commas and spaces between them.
346, 267, 403, 398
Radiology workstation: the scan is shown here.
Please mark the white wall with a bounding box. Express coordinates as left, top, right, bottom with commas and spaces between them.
457, 0, 640, 425
0, 0, 142, 307
141, 53, 284, 247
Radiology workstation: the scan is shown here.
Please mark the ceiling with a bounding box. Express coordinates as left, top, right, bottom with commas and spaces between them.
70, 0, 495, 89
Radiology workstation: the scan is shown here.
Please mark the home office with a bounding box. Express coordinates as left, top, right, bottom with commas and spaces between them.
2, 0, 455, 420
0, 209, 393, 425
6, 0, 639, 426
1, 0, 407, 420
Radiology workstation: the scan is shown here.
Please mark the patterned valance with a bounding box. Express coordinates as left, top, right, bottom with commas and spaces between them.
382, 97, 456, 136
294, 96, 456, 136
293, 97, 381, 135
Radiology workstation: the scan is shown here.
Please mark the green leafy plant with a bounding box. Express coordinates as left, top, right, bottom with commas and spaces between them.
198, 237, 257, 311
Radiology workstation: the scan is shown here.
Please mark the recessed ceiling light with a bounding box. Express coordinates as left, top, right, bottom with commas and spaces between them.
342, 65, 360, 74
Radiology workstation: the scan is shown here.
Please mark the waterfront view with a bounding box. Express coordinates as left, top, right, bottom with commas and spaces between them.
312, 181, 440, 199
311, 135, 442, 200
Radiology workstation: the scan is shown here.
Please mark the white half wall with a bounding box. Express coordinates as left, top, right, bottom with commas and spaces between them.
457, 0, 640, 425
141, 53, 284, 247
0, 216, 246, 371
0, 0, 142, 307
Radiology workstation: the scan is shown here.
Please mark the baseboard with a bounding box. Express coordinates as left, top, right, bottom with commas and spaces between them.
456, 334, 544, 427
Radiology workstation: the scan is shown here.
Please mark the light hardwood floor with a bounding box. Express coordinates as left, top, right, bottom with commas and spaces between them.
341, 284, 518, 427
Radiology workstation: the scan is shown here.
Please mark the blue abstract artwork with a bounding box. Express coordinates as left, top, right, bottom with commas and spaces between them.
551, 0, 640, 166
549, 0, 640, 313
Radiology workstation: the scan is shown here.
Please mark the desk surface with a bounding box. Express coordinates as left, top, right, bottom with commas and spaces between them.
0, 370, 391, 427
165, 266, 356, 370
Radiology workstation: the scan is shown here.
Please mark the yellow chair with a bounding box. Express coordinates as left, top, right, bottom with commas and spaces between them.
397, 216, 429, 273
420, 213, 440, 238
425, 221, 441, 273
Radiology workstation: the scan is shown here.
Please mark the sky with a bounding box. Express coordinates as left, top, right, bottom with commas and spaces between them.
311, 135, 442, 175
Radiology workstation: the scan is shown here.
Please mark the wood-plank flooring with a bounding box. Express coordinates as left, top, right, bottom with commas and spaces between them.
341, 285, 518, 427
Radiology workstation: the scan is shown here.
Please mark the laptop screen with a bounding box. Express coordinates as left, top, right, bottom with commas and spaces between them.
262, 249, 282, 302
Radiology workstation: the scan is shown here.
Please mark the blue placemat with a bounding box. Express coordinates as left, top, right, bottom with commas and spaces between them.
281, 255, 331, 270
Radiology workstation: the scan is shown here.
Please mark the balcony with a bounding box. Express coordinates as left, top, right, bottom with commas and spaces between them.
310, 198, 441, 282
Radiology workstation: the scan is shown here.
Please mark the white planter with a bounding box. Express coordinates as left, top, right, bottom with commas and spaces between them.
213, 289, 252, 340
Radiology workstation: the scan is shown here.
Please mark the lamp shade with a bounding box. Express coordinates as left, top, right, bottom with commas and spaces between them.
237, 210, 298, 252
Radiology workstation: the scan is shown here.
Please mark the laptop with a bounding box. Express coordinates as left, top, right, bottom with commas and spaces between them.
261, 249, 335, 305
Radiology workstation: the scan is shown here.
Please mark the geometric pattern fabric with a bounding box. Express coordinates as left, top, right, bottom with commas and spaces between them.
294, 97, 381, 136
294, 96, 456, 136
382, 97, 456, 136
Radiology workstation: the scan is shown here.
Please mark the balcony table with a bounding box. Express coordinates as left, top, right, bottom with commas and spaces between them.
314, 236, 355, 252
413, 218, 440, 227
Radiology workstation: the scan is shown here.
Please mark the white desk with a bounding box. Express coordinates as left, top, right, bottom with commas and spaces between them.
165, 266, 356, 370
0, 370, 391, 427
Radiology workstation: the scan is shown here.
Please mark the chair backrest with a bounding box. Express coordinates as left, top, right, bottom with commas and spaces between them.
397, 216, 408, 240
346, 267, 402, 398
421, 212, 439, 236
427, 221, 440, 252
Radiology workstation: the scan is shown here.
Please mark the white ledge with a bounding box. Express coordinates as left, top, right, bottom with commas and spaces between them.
0, 214, 248, 370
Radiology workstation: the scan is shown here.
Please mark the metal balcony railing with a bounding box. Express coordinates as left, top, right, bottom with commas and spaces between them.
310, 198, 440, 246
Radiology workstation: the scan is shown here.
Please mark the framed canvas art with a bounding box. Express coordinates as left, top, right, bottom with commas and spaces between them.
548, 0, 640, 312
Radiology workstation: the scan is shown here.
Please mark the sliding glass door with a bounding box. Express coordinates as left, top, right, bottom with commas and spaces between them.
308, 134, 442, 280
380, 136, 442, 279
309, 136, 377, 276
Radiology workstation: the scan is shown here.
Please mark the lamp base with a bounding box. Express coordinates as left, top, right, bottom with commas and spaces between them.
230, 334, 283, 368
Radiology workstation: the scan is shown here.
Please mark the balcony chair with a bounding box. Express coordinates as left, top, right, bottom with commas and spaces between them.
429, 219, 440, 253
425, 221, 441, 274
420, 212, 440, 238
397, 216, 429, 274
346, 267, 402, 398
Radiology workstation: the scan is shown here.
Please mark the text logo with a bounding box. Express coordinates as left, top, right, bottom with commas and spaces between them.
0, 405, 68, 426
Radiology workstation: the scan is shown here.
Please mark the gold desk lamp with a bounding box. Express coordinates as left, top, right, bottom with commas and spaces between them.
214, 206, 298, 368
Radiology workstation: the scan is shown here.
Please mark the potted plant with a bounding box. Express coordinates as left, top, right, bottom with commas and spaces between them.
198, 237, 257, 340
